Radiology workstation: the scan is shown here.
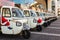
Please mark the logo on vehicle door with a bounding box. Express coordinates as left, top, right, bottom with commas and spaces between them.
33, 18, 37, 23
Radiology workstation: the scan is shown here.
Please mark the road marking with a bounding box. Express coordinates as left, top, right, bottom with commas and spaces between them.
51, 23, 60, 24
47, 27, 60, 29
31, 32, 60, 37
51, 24, 60, 25
52, 22, 60, 24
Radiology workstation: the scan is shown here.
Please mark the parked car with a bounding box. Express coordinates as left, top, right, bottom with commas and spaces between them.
0, 6, 30, 39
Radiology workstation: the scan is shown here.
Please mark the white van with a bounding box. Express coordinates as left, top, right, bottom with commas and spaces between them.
23, 9, 44, 31
0, 6, 30, 39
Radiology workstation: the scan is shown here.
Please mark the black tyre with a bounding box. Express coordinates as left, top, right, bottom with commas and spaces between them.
47, 21, 51, 25
43, 22, 48, 27
36, 25, 42, 31
55, 18, 57, 20
22, 30, 30, 39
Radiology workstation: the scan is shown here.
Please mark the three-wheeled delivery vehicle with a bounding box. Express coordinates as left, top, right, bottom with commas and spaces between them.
0, 6, 30, 39
23, 9, 45, 31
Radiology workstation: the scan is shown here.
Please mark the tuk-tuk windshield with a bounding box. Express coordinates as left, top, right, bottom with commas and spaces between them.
24, 10, 30, 17
2, 8, 11, 17
12, 8, 24, 18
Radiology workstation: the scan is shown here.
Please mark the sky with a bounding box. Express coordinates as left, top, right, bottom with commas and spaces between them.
0, 0, 14, 6
13, 0, 35, 4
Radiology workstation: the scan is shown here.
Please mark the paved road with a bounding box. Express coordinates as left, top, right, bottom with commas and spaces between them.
0, 18, 60, 40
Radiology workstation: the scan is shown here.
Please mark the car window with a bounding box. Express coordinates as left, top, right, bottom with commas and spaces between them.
12, 8, 18, 17
40, 13, 43, 16
24, 10, 30, 17
12, 8, 24, 17
45, 14, 50, 16
2, 8, 11, 17
30, 11, 37, 17
40, 13, 45, 16
45, 13, 47, 16
36, 12, 40, 16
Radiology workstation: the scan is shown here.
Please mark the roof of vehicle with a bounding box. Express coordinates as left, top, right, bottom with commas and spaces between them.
23, 9, 36, 12
2, 6, 18, 9
23, 9, 31, 11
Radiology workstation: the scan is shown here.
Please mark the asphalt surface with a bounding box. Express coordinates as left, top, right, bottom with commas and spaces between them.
0, 18, 60, 40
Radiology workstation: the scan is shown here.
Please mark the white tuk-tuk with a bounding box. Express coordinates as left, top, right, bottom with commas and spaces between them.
0, 6, 30, 39
23, 9, 45, 31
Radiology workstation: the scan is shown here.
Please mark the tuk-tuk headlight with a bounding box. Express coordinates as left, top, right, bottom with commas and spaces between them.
16, 21, 22, 26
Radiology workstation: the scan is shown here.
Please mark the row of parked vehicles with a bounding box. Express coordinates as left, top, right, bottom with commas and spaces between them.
0, 6, 57, 39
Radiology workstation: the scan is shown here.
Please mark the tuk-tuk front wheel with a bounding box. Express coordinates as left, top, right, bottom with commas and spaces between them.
47, 21, 51, 25
36, 25, 42, 31
22, 30, 30, 39
43, 22, 48, 27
